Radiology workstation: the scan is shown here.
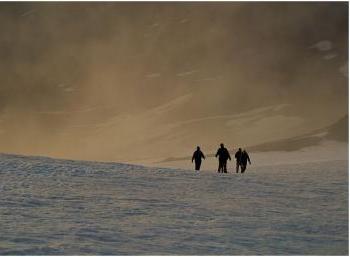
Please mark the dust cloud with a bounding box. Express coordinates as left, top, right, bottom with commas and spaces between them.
0, 2, 347, 163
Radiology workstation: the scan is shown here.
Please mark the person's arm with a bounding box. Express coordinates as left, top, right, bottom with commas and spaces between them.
192, 153, 195, 162
215, 149, 219, 158
247, 153, 251, 164
201, 151, 205, 159
228, 150, 231, 161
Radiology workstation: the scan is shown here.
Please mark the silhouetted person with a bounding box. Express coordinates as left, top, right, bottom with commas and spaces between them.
240, 149, 251, 173
215, 143, 231, 173
192, 146, 205, 171
235, 148, 242, 173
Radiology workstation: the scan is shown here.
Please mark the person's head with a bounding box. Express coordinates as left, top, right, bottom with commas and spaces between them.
197, 146, 200, 150
220, 143, 224, 148
239, 148, 242, 151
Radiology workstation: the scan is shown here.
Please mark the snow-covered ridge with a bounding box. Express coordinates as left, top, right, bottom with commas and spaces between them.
0, 153, 148, 172
0, 153, 189, 177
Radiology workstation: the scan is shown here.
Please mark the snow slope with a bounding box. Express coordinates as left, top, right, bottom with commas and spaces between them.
152, 140, 348, 170
0, 154, 348, 255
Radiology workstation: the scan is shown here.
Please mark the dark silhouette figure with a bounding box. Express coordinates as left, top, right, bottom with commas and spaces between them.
192, 146, 205, 171
240, 149, 251, 173
235, 148, 242, 173
215, 143, 231, 173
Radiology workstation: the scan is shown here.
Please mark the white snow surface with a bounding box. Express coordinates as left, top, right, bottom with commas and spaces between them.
0, 153, 348, 255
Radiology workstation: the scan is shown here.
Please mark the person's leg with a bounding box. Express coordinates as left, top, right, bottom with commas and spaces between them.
236, 162, 240, 173
223, 161, 227, 173
241, 164, 246, 173
219, 161, 224, 173
218, 161, 221, 173
195, 161, 201, 171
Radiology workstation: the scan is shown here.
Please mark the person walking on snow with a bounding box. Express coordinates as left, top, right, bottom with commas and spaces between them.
235, 148, 243, 173
192, 146, 205, 171
240, 149, 251, 173
215, 143, 231, 173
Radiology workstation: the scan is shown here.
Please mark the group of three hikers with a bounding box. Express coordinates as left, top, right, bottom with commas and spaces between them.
192, 143, 251, 173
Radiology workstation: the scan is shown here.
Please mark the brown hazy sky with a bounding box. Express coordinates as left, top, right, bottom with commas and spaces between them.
0, 2, 348, 163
